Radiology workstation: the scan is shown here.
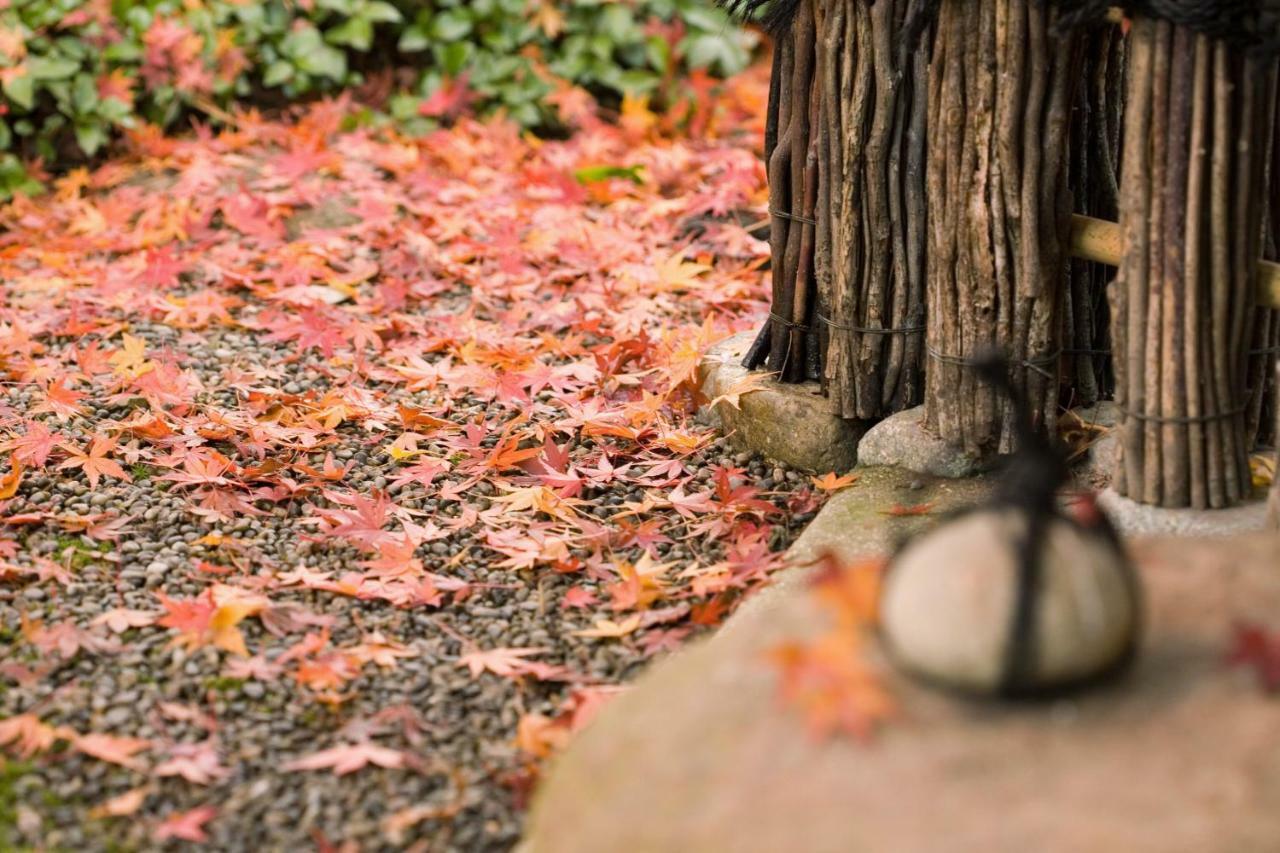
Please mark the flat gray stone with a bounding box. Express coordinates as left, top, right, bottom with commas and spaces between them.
855, 405, 983, 479
698, 330, 865, 474
1098, 488, 1269, 537
524, 531, 1280, 853
723, 465, 993, 638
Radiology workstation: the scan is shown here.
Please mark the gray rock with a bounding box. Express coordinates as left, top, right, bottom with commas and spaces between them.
856, 406, 984, 478
697, 331, 865, 474
1098, 488, 1268, 537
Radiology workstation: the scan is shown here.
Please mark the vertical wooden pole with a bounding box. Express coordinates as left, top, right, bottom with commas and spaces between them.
818, 0, 928, 419
1111, 20, 1275, 508
924, 0, 1079, 456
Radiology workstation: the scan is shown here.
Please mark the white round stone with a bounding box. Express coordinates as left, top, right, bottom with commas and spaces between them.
879, 508, 1139, 694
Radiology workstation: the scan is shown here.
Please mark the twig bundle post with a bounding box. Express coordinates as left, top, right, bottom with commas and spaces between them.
742, 0, 823, 383
813, 0, 928, 419
1111, 20, 1277, 508
923, 0, 1081, 455
744, 0, 928, 416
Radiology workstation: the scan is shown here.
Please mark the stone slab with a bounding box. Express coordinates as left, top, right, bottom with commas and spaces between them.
524, 531, 1280, 853
855, 405, 984, 479
698, 330, 865, 474
1099, 488, 1269, 538
723, 465, 994, 640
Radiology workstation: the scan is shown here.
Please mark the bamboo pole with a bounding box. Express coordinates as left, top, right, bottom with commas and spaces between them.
1068, 215, 1280, 308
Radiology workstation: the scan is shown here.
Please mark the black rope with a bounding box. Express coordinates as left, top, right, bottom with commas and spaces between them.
769, 311, 810, 332
815, 313, 925, 336
1249, 345, 1280, 356
1114, 402, 1248, 424
768, 207, 817, 226
1063, 347, 1113, 356
927, 345, 1063, 380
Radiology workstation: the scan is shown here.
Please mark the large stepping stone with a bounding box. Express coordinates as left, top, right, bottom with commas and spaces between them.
524, 529, 1280, 853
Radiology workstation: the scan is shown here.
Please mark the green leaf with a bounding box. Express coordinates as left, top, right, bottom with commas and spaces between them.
71, 73, 98, 114
432, 9, 473, 41
326, 16, 373, 50
74, 122, 107, 156
364, 1, 402, 23
397, 25, 429, 51
3, 74, 35, 111
26, 55, 80, 80
295, 43, 347, 80
573, 164, 645, 185
263, 60, 295, 87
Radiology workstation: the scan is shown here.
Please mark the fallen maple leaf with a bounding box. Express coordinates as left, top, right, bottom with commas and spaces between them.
709, 371, 774, 411
0, 454, 22, 500
572, 615, 641, 639
92, 608, 159, 634
89, 785, 152, 819
56, 436, 131, 489
514, 712, 571, 759
153, 805, 217, 843
154, 740, 230, 785
655, 252, 711, 292
284, 742, 410, 775
769, 633, 896, 741
73, 732, 151, 770
457, 647, 547, 679
811, 471, 859, 492
1226, 622, 1280, 692
0, 713, 62, 758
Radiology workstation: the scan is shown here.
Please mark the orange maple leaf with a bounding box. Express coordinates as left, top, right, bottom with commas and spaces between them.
73, 732, 152, 770
56, 436, 131, 489
811, 471, 859, 492
0, 453, 22, 500
0, 713, 63, 758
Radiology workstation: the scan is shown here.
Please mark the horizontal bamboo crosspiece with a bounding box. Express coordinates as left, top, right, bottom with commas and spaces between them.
1069, 214, 1280, 309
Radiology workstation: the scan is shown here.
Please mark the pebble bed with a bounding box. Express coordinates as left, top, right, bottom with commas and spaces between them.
0, 65, 826, 850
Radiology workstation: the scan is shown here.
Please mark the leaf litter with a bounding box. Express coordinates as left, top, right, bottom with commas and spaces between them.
0, 59, 851, 850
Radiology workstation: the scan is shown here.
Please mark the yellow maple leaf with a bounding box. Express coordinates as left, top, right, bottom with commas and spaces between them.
207, 584, 269, 657
491, 484, 581, 520
710, 371, 775, 411
655, 252, 711, 293
573, 614, 642, 639
108, 333, 154, 378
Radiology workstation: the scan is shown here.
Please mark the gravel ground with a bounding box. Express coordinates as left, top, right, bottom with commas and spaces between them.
0, 65, 824, 850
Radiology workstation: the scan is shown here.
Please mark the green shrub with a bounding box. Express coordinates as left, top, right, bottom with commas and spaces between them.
0, 0, 758, 196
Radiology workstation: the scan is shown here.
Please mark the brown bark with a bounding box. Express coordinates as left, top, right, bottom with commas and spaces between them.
818, 0, 928, 419
743, 3, 823, 382
1111, 21, 1276, 508
1246, 67, 1280, 449
923, 0, 1080, 456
